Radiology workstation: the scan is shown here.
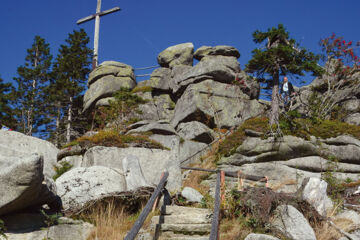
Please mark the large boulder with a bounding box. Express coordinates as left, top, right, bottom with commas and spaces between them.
0, 154, 58, 216
88, 61, 135, 86
172, 55, 240, 93
272, 205, 316, 240
171, 80, 264, 128
297, 177, 333, 217
149, 68, 172, 91
80, 146, 181, 191
194, 45, 240, 60
83, 74, 136, 112
181, 187, 203, 203
157, 43, 194, 68
0, 131, 58, 177
56, 166, 127, 212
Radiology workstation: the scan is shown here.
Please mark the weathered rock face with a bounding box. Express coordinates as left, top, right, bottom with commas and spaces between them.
3, 216, 94, 240
0, 154, 57, 216
345, 113, 360, 126
149, 67, 172, 92
83, 75, 136, 112
194, 45, 240, 60
227, 136, 319, 165
56, 166, 127, 211
80, 146, 181, 191
177, 121, 216, 144
171, 80, 264, 128
297, 177, 333, 217
135, 93, 175, 121
272, 205, 316, 240
172, 55, 240, 93
157, 43, 194, 68
127, 120, 177, 135
0, 131, 58, 178
88, 61, 135, 86
83, 61, 136, 112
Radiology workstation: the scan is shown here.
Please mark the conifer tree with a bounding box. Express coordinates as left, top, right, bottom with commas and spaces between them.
12, 36, 52, 135
52, 29, 92, 143
0, 77, 14, 128
245, 24, 323, 126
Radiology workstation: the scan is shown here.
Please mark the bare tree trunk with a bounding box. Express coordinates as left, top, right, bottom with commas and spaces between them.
270, 72, 280, 126
55, 106, 60, 147
66, 97, 73, 144
27, 46, 39, 136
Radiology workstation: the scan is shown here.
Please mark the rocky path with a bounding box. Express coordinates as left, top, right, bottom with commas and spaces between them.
150, 205, 212, 240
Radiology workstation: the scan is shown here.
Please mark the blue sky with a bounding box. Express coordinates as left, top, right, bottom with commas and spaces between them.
1, 0, 359, 87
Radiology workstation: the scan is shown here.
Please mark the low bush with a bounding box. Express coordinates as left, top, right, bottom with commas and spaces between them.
64, 130, 167, 150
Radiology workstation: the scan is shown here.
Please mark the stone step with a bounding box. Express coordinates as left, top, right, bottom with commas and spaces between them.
159, 233, 209, 240
151, 213, 212, 225
158, 223, 211, 234
162, 205, 212, 216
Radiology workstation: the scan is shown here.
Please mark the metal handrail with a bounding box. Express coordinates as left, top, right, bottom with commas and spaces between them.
124, 171, 169, 240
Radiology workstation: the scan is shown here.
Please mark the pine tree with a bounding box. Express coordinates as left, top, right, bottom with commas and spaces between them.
52, 29, 92, 144
0, 76, 14, 128
245, 24, 323, 126
12, 36, 52, 135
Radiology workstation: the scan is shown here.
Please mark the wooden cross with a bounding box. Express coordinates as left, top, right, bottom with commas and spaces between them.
77, 0, 121, 69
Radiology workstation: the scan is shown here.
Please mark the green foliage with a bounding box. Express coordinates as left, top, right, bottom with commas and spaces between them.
0, 77, 14, 129
53, 161, 73, 180
321, 156, 345, 205
94, 88, 148, 130
11, 35, 53, 135
245, 24, 323, 125
50, 29, 92, 143
0, 218, 7, 239
40, 210, 62, 240
200, 193, 214, 209
131, 86, 152, 93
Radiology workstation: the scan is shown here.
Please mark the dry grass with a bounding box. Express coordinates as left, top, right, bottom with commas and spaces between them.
269, 179, 297, 191
182, 142, 218, 195
84, 200, 156, 240
313, 203, 355, 240
219, 217, 251, 240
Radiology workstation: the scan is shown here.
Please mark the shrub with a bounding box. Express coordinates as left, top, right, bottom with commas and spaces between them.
69, 130, 167, 150
131, 86, 152, 93
53, 161, 73, 180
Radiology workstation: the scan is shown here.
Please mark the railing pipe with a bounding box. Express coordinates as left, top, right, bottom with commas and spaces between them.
124, 171, 169, 240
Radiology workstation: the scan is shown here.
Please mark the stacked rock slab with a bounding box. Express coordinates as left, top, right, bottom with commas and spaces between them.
83, 61, 136, 112
207, 134, 360, 193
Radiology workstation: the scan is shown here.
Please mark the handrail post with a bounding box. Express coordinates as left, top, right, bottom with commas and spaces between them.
124, 171, 169, 240
210, 171, 221, 240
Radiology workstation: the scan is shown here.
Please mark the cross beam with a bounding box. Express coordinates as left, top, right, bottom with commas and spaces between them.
76, 7, 121, 25
77, 0, 121, 69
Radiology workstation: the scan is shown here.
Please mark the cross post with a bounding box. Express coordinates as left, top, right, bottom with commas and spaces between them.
77, 0, 121, 69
